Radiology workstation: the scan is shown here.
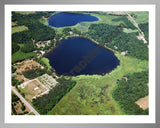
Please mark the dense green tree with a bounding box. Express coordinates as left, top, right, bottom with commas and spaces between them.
12, 92, 20, 102
12, 66, 17, 73
22, 68, 47, 79
21, 102, 26, 111
112, 71, 149, 115
12, 43, 20, 54
139, 23, 149, 43
21, 41, 35, 53
87, 23, 148, 60
12, 77, 20, 87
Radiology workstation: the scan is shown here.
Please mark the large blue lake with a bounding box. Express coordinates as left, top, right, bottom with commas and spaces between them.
48, 12, 99, 27
45, 37, 120, 76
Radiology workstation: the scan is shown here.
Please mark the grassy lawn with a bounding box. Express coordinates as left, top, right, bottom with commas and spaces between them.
40, 57, 52, 68
123, 28, 138, 33
12, 44, 37, 63
12, 25, 28, 34
130, 12, 149, 24
93, 13, 125, 26
28, 112, 35, 115
12, 22, 17, 26
47, 54, 148, 115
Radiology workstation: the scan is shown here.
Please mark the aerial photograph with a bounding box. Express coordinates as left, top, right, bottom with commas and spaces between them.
11, 11, 149, 115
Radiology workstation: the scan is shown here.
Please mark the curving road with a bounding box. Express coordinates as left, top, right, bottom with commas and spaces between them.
12, 86, 40, 115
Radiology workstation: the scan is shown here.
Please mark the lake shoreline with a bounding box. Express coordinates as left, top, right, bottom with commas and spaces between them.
45, 37, 120, 76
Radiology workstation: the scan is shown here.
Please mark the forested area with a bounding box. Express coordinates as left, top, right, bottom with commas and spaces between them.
87, 23, 148, 60
12, 12, 54, 26
32, 78, 77, 114
12, 92, 19, 115
22, 68, 47, 79
108, 32, 148, 60
12, 12, 56, 57
12, 92, 20, 102
112, 71, 149, 115
87, 24, 116, 45
12, 43, 20, 54
12, 77, 20, 87
139, 23, 149, 42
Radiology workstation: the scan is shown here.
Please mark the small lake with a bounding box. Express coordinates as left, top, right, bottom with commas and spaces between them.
48, 12, 99, 27
45, 37, 120, 76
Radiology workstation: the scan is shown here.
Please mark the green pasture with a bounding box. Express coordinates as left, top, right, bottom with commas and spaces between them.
12, 25, 28, 34
12, 44, 36, 63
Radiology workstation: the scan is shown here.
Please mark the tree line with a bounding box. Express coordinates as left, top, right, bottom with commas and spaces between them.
112, 71, 149, 115
22, 68, 48, 79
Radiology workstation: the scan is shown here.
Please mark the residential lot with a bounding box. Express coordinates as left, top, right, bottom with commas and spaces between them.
19, 79, 47, 103
18, 74, 58, 103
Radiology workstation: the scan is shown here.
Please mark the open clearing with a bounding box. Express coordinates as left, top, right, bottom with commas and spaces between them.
12, 25, 28, 34
20, 79, 47, 103
135, 96, 149, 110
12, 44, 37, 63
14, 59, 43, 74
123, 28, 138, 33
130, 12, 149, 24
12, 21, 17, 26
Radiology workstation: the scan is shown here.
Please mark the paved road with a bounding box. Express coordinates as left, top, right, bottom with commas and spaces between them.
12, 86, 40, 115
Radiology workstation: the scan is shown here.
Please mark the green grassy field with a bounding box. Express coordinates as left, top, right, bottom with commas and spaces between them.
93, 13, 125, 26
130, 12, 149, 24
12, 22, 17, 27
123, 28, 138, 33
47, 54, 148, 115
28, 112, 35, 115
12, 25, 28, 34
40, 57, 52, 68
12, 44, 37, 63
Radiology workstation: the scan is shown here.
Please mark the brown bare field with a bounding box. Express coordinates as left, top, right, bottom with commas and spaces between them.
135, 96, 149, 110
21, 79, 47, 103
14, 59, 43, 74
16, 74, 29, 82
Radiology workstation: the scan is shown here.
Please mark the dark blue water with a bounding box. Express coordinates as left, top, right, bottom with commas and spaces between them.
45, 37, 120, 76
48, 12, 99, 27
